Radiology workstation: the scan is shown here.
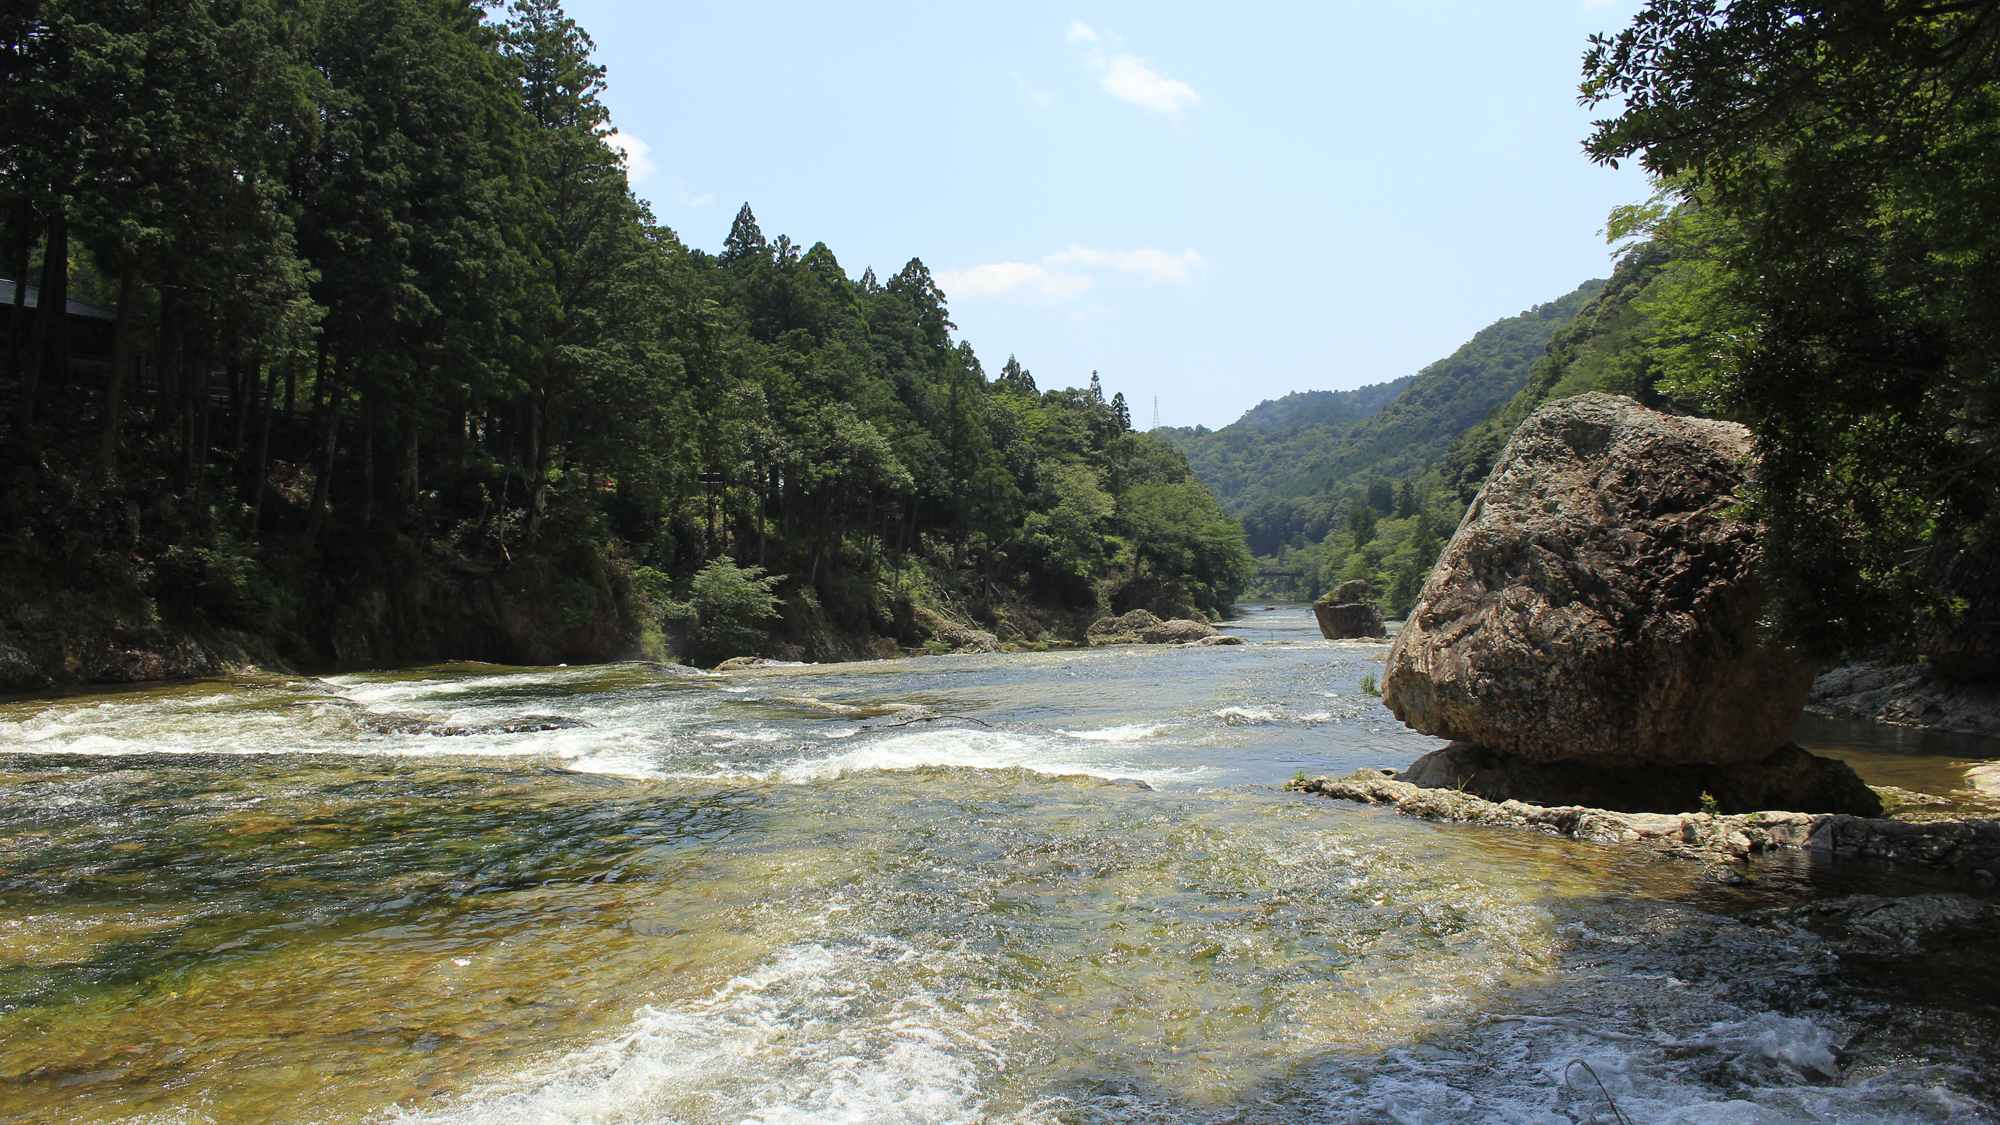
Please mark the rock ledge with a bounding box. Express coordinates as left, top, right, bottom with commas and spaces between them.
1290, 769, 2000, 873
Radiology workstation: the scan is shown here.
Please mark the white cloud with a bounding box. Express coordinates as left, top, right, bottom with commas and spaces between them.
938, 262, 1094, 300
603, 131, 656, 185
1068, 24, 1201, 115
941, 245, 1205, 303
1045, 244, 1205, 281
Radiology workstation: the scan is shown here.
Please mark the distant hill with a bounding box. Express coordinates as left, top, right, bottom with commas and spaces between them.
1153, 379, 1412, 508
1271, 280, 1605, 501
1158, 279, 1604, 524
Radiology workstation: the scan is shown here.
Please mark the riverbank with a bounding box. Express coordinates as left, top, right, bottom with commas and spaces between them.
1808, 660, 2000, 738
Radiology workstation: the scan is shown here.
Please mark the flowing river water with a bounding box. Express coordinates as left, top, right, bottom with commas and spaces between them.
2, 605, 1997, 1124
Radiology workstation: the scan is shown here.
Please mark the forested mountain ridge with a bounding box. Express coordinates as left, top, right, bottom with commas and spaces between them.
1152, 379, 1410, 510
1156, 281, 1600, 597
0, 0, 1252, 685
1272, 280, 1603, 504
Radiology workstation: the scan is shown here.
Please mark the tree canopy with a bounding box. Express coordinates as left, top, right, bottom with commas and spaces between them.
1581, 0, 2000, 658
0, 0, 1250, 668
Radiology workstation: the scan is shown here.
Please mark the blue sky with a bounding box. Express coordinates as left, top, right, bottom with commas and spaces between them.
566, 0, 1649, 430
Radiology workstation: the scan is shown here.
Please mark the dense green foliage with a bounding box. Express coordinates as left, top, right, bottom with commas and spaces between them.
1159, 283, 1601, 610
1153, 379, 1411, 512
1578, 0, 2000, 660
1438, 243, 1680, 500
0, 0, 1249, 669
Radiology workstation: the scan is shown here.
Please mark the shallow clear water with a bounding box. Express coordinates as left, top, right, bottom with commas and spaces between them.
0, 605, 1995, 1124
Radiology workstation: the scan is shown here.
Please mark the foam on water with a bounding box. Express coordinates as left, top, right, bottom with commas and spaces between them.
397, 937, 1028, 1125
775, 727, 1221, 787
1056, 722, 1174, 742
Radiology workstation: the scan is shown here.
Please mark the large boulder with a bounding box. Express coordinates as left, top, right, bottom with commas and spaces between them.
1383, 393, 1816, 766
1313, 580, 1388, 640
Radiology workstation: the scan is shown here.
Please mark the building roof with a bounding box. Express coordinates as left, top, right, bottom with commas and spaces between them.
0, 278, 118, 321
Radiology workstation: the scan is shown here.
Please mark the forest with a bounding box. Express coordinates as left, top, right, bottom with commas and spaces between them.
0, 0, 1253, 680
2, 0, 1994, 680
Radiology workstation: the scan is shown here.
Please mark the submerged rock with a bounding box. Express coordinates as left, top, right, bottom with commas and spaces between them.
356, 710, 592, 736
1401, 740, 1882, 816
1751, 893, 1999, 952
1384, 393, 1815, 767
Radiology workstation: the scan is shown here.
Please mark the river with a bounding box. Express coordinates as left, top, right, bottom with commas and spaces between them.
1, 605, 1995, 1124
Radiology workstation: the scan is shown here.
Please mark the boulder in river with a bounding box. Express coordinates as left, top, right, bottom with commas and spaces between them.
1313, 579, 1387, 640
1089, 609, 1224, 646
1383, 393, 1816, 767
1400, 740, 1882, 816
1088, 609, 1162, 642
1141, 618, 1218, 644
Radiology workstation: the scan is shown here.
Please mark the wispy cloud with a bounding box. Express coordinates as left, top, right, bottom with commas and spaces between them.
941, 262, 1095, 300
603, 131, 656, 185
653, 174, 712, 208
1067, 22, 1202, 115
1013, 72, 1055, 109
1045, 245, 1205, 281
940, 244, 1205, 301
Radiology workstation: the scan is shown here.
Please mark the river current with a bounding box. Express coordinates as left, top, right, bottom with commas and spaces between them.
2, 605, 1996, 1124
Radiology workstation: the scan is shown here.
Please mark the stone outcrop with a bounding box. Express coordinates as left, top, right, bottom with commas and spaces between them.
1808, 661, 2000, 738
1088, 610, 1221, 646
1141, 617, 1218, 644
911, 605, 1001, 654
1383, 393, 1816, 767
1088, 609, 1162, 641
1312, 579, 1386, 640
1291, 769, 2000, 873
1401, 740, 1881, 816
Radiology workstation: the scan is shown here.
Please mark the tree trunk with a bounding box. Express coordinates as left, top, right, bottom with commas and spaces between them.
361, 392, 374, 527
3, 205, 32, 393
228, 349, 249, 454
19, 212, 67, 437
191, 324, 215, 512
250, 359, 275, 533
404, 420, 420, 509
153, 290, 179, 438
93, 264, 139, 486
301, 368, 344, 548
